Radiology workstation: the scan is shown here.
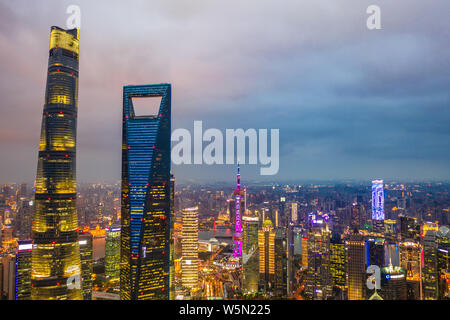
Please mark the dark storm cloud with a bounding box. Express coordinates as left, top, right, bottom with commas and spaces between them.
0, 0, 449, 183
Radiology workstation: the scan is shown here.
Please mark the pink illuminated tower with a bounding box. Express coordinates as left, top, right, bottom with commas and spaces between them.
232, 164, 244, 257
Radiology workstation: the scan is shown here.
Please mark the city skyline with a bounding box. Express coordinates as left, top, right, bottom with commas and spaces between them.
1, 0, 450, 184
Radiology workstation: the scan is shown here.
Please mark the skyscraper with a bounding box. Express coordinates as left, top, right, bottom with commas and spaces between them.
78, 231, 93, 300
399, 240, 421, 299
371, 180, 384, 233
291, 202, 298, 224
258, 219, 275, 293
380, 265, 407, 300
121, 84, 171, 300
347, 230, 366, 300
422, 222, 439, 300
31, 26, 82, 300
181, 207, 199, 290
305, 218, 332, 300
15, 240, 32, 300
330, 234, 347, 297
366, 237, 385, 267
242, 215, 259, 294
105, 224, 121, 281
169, 174, 175, 299
274, 228, 288, 298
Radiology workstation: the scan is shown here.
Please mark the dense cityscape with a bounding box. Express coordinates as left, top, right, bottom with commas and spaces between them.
1, 175, 449, 300
0, 2, 449, 306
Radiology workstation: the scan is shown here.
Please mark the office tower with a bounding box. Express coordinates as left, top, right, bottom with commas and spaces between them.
31, 26, 82, 300
399, 240, 421, 300
274, 228, 288, 298
242, 215, 259, 294
380, 265, 407, 300
15, 240, 32, 300
371, 180, 384, 233
169, 174, 175, 299
121, 84, 171, 300
279, 197, 286, 225
286, 222, 295, 296
242, 215, 259, 293
258, 219, 275, 293
347, 230, 366, 300
305, 219, 332, 300
16, 201, 33, 240
422, 222, 439, 300
232, 165, 244, 258
2, 255, 15, 300
291, 202, 298, 224
181, 207, 199, 290
105, 224, 121, 281
437, 228, 449, 299
301, 236, 308, 267
78, 231, 93, 300
330, 234, 347, 297
366, 237, 385, 267
436, 226, 449, 273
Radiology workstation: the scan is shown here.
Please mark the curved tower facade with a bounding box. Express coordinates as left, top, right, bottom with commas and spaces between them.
31, 27, 82, 300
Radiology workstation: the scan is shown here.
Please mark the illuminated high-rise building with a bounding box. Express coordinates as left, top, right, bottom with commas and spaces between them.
31, 26, 82, 300
380, 265, 407, 300
422, 222, 439, 300
301, 237, 308, 267
371, 180, 384, 233
366, 237, 385, 267
242, 215, 259, 294
232, 165, 245, 258
305, 218, 332, 300
169, 174, 175, 299
181, 207, 199, 290
105, 224, 121, 281
121, 84, 171, 300
330, 234, 347, 296
291, 202, 298, 224
78, 231, 93, 300
346, 230, 366, 300
15, 240, 32, 300
258, 219, 275, 292
274, 228, 288, 298
399, 240, 421, 299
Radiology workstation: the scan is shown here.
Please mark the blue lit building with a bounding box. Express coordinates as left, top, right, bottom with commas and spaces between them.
371, 180, 384, 220
120, 84, 171, 300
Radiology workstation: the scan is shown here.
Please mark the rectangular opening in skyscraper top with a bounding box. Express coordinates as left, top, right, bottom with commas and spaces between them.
131, 96, 162, 117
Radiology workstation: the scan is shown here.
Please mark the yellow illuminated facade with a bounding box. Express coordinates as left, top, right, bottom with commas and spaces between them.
258, 219, 275, 291
181, 207, 199, 290
31, 27, 82, 300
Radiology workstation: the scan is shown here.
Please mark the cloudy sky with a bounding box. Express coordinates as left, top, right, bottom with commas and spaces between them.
0, 0, 449, 184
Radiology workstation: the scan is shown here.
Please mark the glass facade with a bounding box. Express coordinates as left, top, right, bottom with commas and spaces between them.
105, 224, 121, 281
15, 240, 33, 300
31, 26, 82, 300
181, 207, 199, 290
79, 231, 93, 300
121, 84, 171, 300
371, 180, 384, 221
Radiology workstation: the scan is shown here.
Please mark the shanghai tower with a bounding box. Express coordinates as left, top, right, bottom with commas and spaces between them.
31, 27, 82, 300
